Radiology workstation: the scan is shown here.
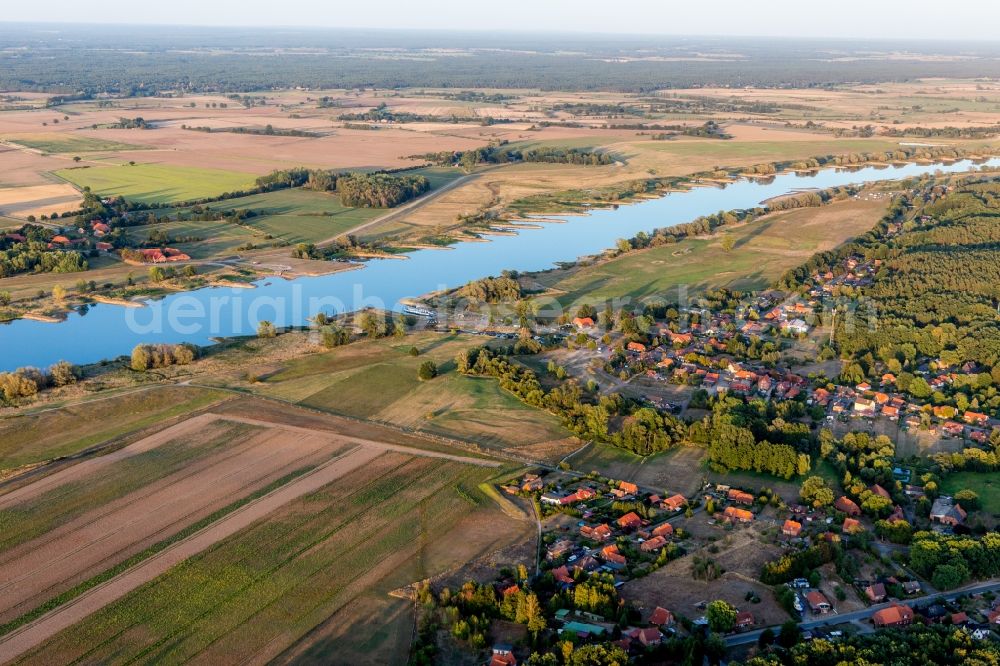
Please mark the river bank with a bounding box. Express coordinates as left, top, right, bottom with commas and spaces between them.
1, 157, 997, 372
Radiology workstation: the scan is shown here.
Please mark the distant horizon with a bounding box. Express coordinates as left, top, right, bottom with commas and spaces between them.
1, 21, 999, 50
0, 21, 994, 44
2, 0, 1000, 42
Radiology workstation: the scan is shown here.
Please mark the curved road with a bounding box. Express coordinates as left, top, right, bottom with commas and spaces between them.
725, 579, 1000, 646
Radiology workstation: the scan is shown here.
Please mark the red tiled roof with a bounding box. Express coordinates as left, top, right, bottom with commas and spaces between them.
617, 511, 642, 529
872, 604, 913, 627
834, 496, 861, 516
649, 607, 674, 626
782, 520, 802, 536
843, 517, 864, 533
651, 522, 674, 537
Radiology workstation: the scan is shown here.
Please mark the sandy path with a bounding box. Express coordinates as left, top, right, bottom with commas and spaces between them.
213, 414, 501, 467
0, 444, 384, 664
0, 429, 335, 622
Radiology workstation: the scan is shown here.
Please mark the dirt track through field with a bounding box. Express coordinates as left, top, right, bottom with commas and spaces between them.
0, 413, 222, 510
0, 414, 499, 663
0, 426, 336, 622
0, 444, 385, 664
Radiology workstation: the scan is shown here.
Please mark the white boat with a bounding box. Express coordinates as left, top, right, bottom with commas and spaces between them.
403, 305, 436, 318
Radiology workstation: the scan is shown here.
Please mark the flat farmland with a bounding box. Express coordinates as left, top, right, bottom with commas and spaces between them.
258, 333, 576, 459
535, 197, 889, 305
0, 400, 509, 664
0, 183, 82, 218
0, 416, 351, 623
0, 385, 229, 472
55, 164, 258, 204
120, 166, 463, 252
2, 134, 145, 154
8, 449, 521, 666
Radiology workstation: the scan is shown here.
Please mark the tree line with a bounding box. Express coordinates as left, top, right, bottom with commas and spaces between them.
421, 141, 616, 170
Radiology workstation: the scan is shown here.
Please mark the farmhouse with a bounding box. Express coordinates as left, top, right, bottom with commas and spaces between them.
521, 474, 544, 492
865, 582, 887, 602
727, 489, 754, 505
842, 517, 864, 534
781, 318, 809, 335
834, 496, 861, 516
661, 494, 687, 512
128, 247, 192, 264
649, 607, 675, 627
640, 535, 668, 552
600, 544, 626, 566
488, 644, 518, 666
723, 506, 754, 523
542, 488, 597, 506
964, 411, 989, 426
872, 604, 914, 628
853, 397, 875, 414
806, 590, 831, 614
870, 484, 891, 499
616, 511, 642, 531
551, 565, 575, 586
580, 523, 613, 541
930, 497, 967, 526
546, 539, 574, 560
611, 480, 639, 498
572, 316, 595, 330
626, 626, 662, 647
651, 522, 674, 538
781, 520, 802, 537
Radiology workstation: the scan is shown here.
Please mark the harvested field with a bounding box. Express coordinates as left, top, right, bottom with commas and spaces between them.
0, 385, 229, 472
6, 446, 520, 665
0, 417, 354, 623
0, 403, 507, 663
1, 134, 144, 154
0, 183, 82, 218
0, 148, 75, 188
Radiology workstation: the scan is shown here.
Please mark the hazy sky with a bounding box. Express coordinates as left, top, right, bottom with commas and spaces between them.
4, 0, 999, 40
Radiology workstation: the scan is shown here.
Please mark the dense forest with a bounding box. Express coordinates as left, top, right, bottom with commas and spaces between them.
809, 179, 1000, 393
254, 167, 430, 208
5, 26, 1000, 93
329, 172, 429, 208
421, 141, 615, 169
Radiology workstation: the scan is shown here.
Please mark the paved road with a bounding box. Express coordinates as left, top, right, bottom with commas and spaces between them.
725, 579, 1000, 646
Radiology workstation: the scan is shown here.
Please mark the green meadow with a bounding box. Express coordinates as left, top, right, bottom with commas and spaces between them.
56, 164, 258, 204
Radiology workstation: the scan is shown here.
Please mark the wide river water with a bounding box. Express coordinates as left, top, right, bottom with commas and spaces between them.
2, 158, 997, 372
